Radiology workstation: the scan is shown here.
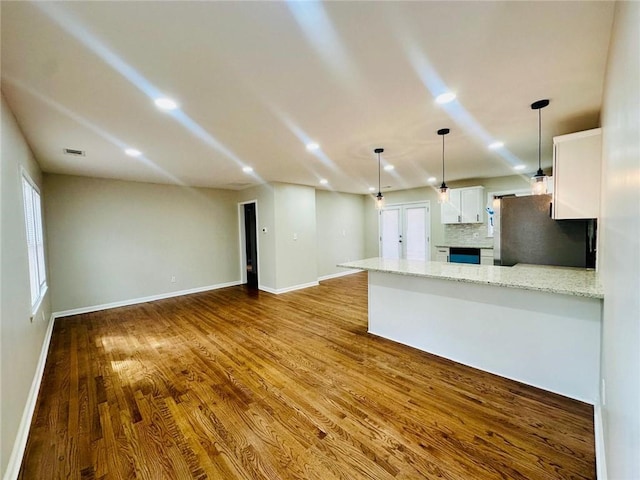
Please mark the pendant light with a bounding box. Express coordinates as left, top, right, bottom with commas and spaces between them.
437, 128, 450, 204
531, 99, 550, 195
374, 148, 385, 210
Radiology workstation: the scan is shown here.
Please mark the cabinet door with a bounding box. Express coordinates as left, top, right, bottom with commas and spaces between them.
441, 189, 462, 224
435, 247, 449, 262
480, 249, 494, 265
552, 129, 601, 219
461, 188, 483, 223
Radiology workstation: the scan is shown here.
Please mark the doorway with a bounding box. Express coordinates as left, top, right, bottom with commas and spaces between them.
239, 201, 259, 289
379, 202, 431, 260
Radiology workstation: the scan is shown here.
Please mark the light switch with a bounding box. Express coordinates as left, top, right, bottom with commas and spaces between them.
293, 233, 298, 241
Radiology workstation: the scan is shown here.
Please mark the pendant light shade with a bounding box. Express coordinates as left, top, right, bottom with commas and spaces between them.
374, 148, 385, 210
437, 128, 450, 204
531, 99, 550, 195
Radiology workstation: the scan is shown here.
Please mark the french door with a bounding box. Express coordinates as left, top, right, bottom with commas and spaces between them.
379, 202, 431, 260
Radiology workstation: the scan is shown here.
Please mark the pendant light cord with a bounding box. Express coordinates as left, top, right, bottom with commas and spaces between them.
377, 151, 381, 194
538, 107, 542, 171
441, 134, 445, 182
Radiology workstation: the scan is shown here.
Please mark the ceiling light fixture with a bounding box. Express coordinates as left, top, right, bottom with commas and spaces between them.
437, 128, 450, 204
435, 92, 456, 104
154, 97, 178, 111
488, 141, 504, 150
531, 99, 550, 195
427, 176, 437, 183
368, 187, 375, 192
306, 142, 320, 151
124, 148, 142, 157
242, 166, 253, 173
514, 164, 526, 171
374, 148, 385, 210
319, 178, 328, 185
384, 165, 394, 171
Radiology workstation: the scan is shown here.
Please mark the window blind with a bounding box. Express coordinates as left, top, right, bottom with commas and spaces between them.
22, 174, 47, 309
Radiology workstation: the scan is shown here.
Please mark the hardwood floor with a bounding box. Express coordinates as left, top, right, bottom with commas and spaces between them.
20, 272, 595, 479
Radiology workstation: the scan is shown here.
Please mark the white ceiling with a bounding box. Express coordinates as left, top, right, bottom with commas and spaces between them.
1, 1, 614, 194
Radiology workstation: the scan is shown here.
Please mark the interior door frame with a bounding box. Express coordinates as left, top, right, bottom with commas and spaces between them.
378, 200, 431, 260
238, 199, 260, 286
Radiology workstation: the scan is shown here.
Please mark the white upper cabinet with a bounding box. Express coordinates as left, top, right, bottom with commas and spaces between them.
552, 128, 602, 219
441, 186, 484, 224
441, 189, 462, 224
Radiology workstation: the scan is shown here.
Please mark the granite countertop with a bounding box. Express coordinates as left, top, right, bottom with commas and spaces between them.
337, 257, 603, 299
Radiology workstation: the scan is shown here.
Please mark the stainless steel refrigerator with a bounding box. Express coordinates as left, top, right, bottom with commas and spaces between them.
494, 194, 596, 268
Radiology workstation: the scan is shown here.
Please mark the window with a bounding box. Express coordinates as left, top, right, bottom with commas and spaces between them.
22, 172, 47, 309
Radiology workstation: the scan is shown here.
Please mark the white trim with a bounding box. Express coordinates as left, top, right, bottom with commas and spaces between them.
258, 285, 278, 294
4, 313, 56, 480
485, 188, 530, 238
258, 281, 319, 295
30, 284, 48, 317
53, 281, 242, 318
384, 199, 430, 207
378, 201, 432, 261
594, 405, 608, 480
318, 269, 363, 282
553, 127, 602, 144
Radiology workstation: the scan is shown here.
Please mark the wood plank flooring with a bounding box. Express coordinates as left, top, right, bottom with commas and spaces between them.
20, 272, 595, 479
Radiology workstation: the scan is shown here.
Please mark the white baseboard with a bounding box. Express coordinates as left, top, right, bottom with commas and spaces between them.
259, 280, 319, 295
318, 269, 363, 282
594, 405, 607, 480
258, 285, 277, 294
53, 280, 243, 318
3, 313, 56, 480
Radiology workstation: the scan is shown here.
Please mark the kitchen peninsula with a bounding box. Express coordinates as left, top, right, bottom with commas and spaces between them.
338, 258, 603, 403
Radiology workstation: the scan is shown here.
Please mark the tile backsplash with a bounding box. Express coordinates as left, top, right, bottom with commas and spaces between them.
443, 223, 494, 248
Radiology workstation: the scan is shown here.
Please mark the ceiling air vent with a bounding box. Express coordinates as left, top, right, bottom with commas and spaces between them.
63, 148, 85, 156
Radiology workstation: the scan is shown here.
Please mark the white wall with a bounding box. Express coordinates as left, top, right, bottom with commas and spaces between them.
316, 190, 366, 278
44, 174, 240, 312
599, 1, 640, 478
273, 183, 318, 290
1, 94, 52, 476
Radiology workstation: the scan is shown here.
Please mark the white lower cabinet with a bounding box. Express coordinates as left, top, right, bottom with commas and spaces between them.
435, 247, 449, 262
480, 248, 494, 265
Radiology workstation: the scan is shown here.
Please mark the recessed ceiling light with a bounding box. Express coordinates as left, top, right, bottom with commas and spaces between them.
435, 92, 456, 104
489, 141, 504, 150
384, 165, 394, 171
242, 166, 253, 173
514, 164, 527, 171
319, 179, 328, 185
154, 97, 178, 111
427, 176, 437, 183
306, 142, 320, 151
368, 187, 375, 192
124, 148, 142, 157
